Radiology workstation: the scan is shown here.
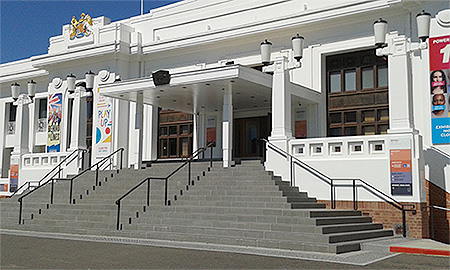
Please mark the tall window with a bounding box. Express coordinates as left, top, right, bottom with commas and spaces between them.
37, 98, 47, 133
7, 103, 17, 135
326, 50, 389, 136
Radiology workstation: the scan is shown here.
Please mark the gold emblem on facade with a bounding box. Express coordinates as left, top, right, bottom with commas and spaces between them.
70, 13, 93, 40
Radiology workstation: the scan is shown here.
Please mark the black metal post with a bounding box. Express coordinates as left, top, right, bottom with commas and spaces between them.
69, 179, 74, 204
290, 156, 293, 186
95, 164, 99, 186
147, 178, 150, 207
116, 201, 121, 230
210, 145, 213, 168
50, 178, 54, 204
331, 179, 335, 209
120, 150, 123, 170
402, 207, 407, 237
164, 177, 168, 206
188, 161, 191, 186
353, 179, 357, 210
18, 199, 23, 224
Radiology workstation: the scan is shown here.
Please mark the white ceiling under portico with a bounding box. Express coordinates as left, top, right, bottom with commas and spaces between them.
100, 65, 273, 114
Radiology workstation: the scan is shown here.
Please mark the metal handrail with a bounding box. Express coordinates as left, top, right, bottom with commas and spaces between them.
9, 148, 86, 197
115, 142, 214, 230
17, 148, 124, 224
423, 205, 450, 239
263, 138, 416, 237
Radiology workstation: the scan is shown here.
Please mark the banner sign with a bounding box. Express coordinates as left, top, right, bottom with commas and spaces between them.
95, 95, 113, 156
429, 35, 450, 144
9, 156, 19, 193
47, 93, 62, 152
390, 138, 412, 196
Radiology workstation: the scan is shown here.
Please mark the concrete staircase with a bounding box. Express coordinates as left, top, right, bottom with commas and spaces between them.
0, 160, 393, 254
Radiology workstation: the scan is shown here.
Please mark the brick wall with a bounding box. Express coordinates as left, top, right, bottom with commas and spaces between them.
318, 181, 449, 243
426, 180, 450, 244
317, 200, 429, 239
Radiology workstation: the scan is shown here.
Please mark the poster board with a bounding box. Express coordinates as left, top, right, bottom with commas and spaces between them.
47, 93, 62, 152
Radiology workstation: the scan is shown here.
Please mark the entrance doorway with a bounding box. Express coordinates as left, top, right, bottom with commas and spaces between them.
234, 116, 270, 158
158, 110, 193, 159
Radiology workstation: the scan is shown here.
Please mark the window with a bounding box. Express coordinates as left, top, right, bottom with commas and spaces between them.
326, 50, 389, 136
38, 99, 47, 119
158, 110, 193, 158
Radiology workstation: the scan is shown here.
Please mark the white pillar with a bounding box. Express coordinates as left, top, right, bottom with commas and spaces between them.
12, 102, 30, 155
270, 57, 293, 141
222, 86, 233, 167
384, 35, 417, 134
68, 87, 88, 151
135, 93, 144, 169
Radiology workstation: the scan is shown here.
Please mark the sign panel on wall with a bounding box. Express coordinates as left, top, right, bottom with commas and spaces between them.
429, 35, 450, 144
390, 138, 412, 196
206, 116, 216, 144
47, 93, 62, 152
95, 95, 113, 157
9, 156, 19, 193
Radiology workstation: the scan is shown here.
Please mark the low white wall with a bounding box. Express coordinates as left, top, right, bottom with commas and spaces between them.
265, 133, 426, 203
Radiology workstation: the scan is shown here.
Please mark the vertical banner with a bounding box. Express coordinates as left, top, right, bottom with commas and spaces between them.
95, 95, 113, 157
47, 93, 62, 152
390, 138, 413, 196
429, 35, 450, 144
206, 116, 216, 144
9, 157, 19, 193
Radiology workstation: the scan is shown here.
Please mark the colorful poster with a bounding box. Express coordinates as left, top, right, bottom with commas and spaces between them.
47, 93, 62, 152
0, 184, 8, 192
9, 164, 18, 193
390, 138, 412, 196
429, 36, 450, 144
95, 95, 113, 156
295, 120, 307, 138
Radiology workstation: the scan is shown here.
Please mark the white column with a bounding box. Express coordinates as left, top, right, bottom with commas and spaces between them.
135, 93, 144, 169
12, 102, 30, 155
222, 86, 233, 167
270, 57, 293, 141
68, 87, 88, 151
385, 36, 417, 134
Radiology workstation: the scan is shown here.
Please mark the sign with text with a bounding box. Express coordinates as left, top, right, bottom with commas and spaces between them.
429, 35, 450, 144
206, 116, 216, 144
390, 138, 412, 196
95, 95, 113, 157
47, 93, 62, 152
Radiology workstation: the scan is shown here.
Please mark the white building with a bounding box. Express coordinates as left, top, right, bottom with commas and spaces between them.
1, 0, 449, 242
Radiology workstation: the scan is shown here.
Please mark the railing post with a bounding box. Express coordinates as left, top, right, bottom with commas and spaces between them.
147, 178, 150, 207
402, 206, 407, 237
50, 178, 55, 204
353, 179, 357, 210
116, 201, 121, 230
95, 164, 99, 186
164, 177, 168, 206
69, 179, 74, 204
188, 161, 191, 186
18, 199, 23, 224
120, 149, 123, 170
210, 144, 213, 168
290, 156, 293, 186
331, 179, 335, 209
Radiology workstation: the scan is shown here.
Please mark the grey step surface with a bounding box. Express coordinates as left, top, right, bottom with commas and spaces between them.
0, 160, 394, 254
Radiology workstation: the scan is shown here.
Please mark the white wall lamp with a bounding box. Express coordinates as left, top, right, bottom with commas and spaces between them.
260, 34, 305, 70
67, 71, 95, 96
85, 70, 95, 91
11, 80, 37, 106
373, 10, 431, 55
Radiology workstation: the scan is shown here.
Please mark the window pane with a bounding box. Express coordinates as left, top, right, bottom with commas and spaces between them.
378, 124, 389, 134
169, 126, 177, 135
39, 99, 47, 119
330, 72, 341, 93
363, 126, 375, 135
344, 69, 356, 91
378, 109, 389, 121
169, 138, 177, 156
345, 127, 357, 136
330, 113, 341, 124
160, 140, 168, 156
181, 138, 189, 156
9, 104, 17, 122
378, 66, 388, 87
329, 128, 342, 136
345, 112, 357, 123
362, 67, 374, 89
180, 125, 189, 135
362, 110, 375, 122
160, 127, 167, 136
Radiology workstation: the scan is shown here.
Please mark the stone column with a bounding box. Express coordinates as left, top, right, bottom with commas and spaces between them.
222, 86, 233, 167
68, 87, 88, 151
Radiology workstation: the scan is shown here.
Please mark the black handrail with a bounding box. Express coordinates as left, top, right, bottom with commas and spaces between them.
68, 147, 124, 204
423, 205, 450, 239
115, 142, 214, 230
9, 148, 86, 198
17, 148, 124, 224
263, 138, 416, 237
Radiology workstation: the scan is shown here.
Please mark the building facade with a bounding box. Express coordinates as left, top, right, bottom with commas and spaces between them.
1, 0, 449, 242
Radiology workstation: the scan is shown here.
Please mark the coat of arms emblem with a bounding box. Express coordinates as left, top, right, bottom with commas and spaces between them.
70, 13, 93, 40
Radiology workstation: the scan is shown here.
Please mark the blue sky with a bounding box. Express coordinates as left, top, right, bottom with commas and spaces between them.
0, 0, 182, 64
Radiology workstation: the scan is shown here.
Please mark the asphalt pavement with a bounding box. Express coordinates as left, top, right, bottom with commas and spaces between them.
1, 232, 449, 270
